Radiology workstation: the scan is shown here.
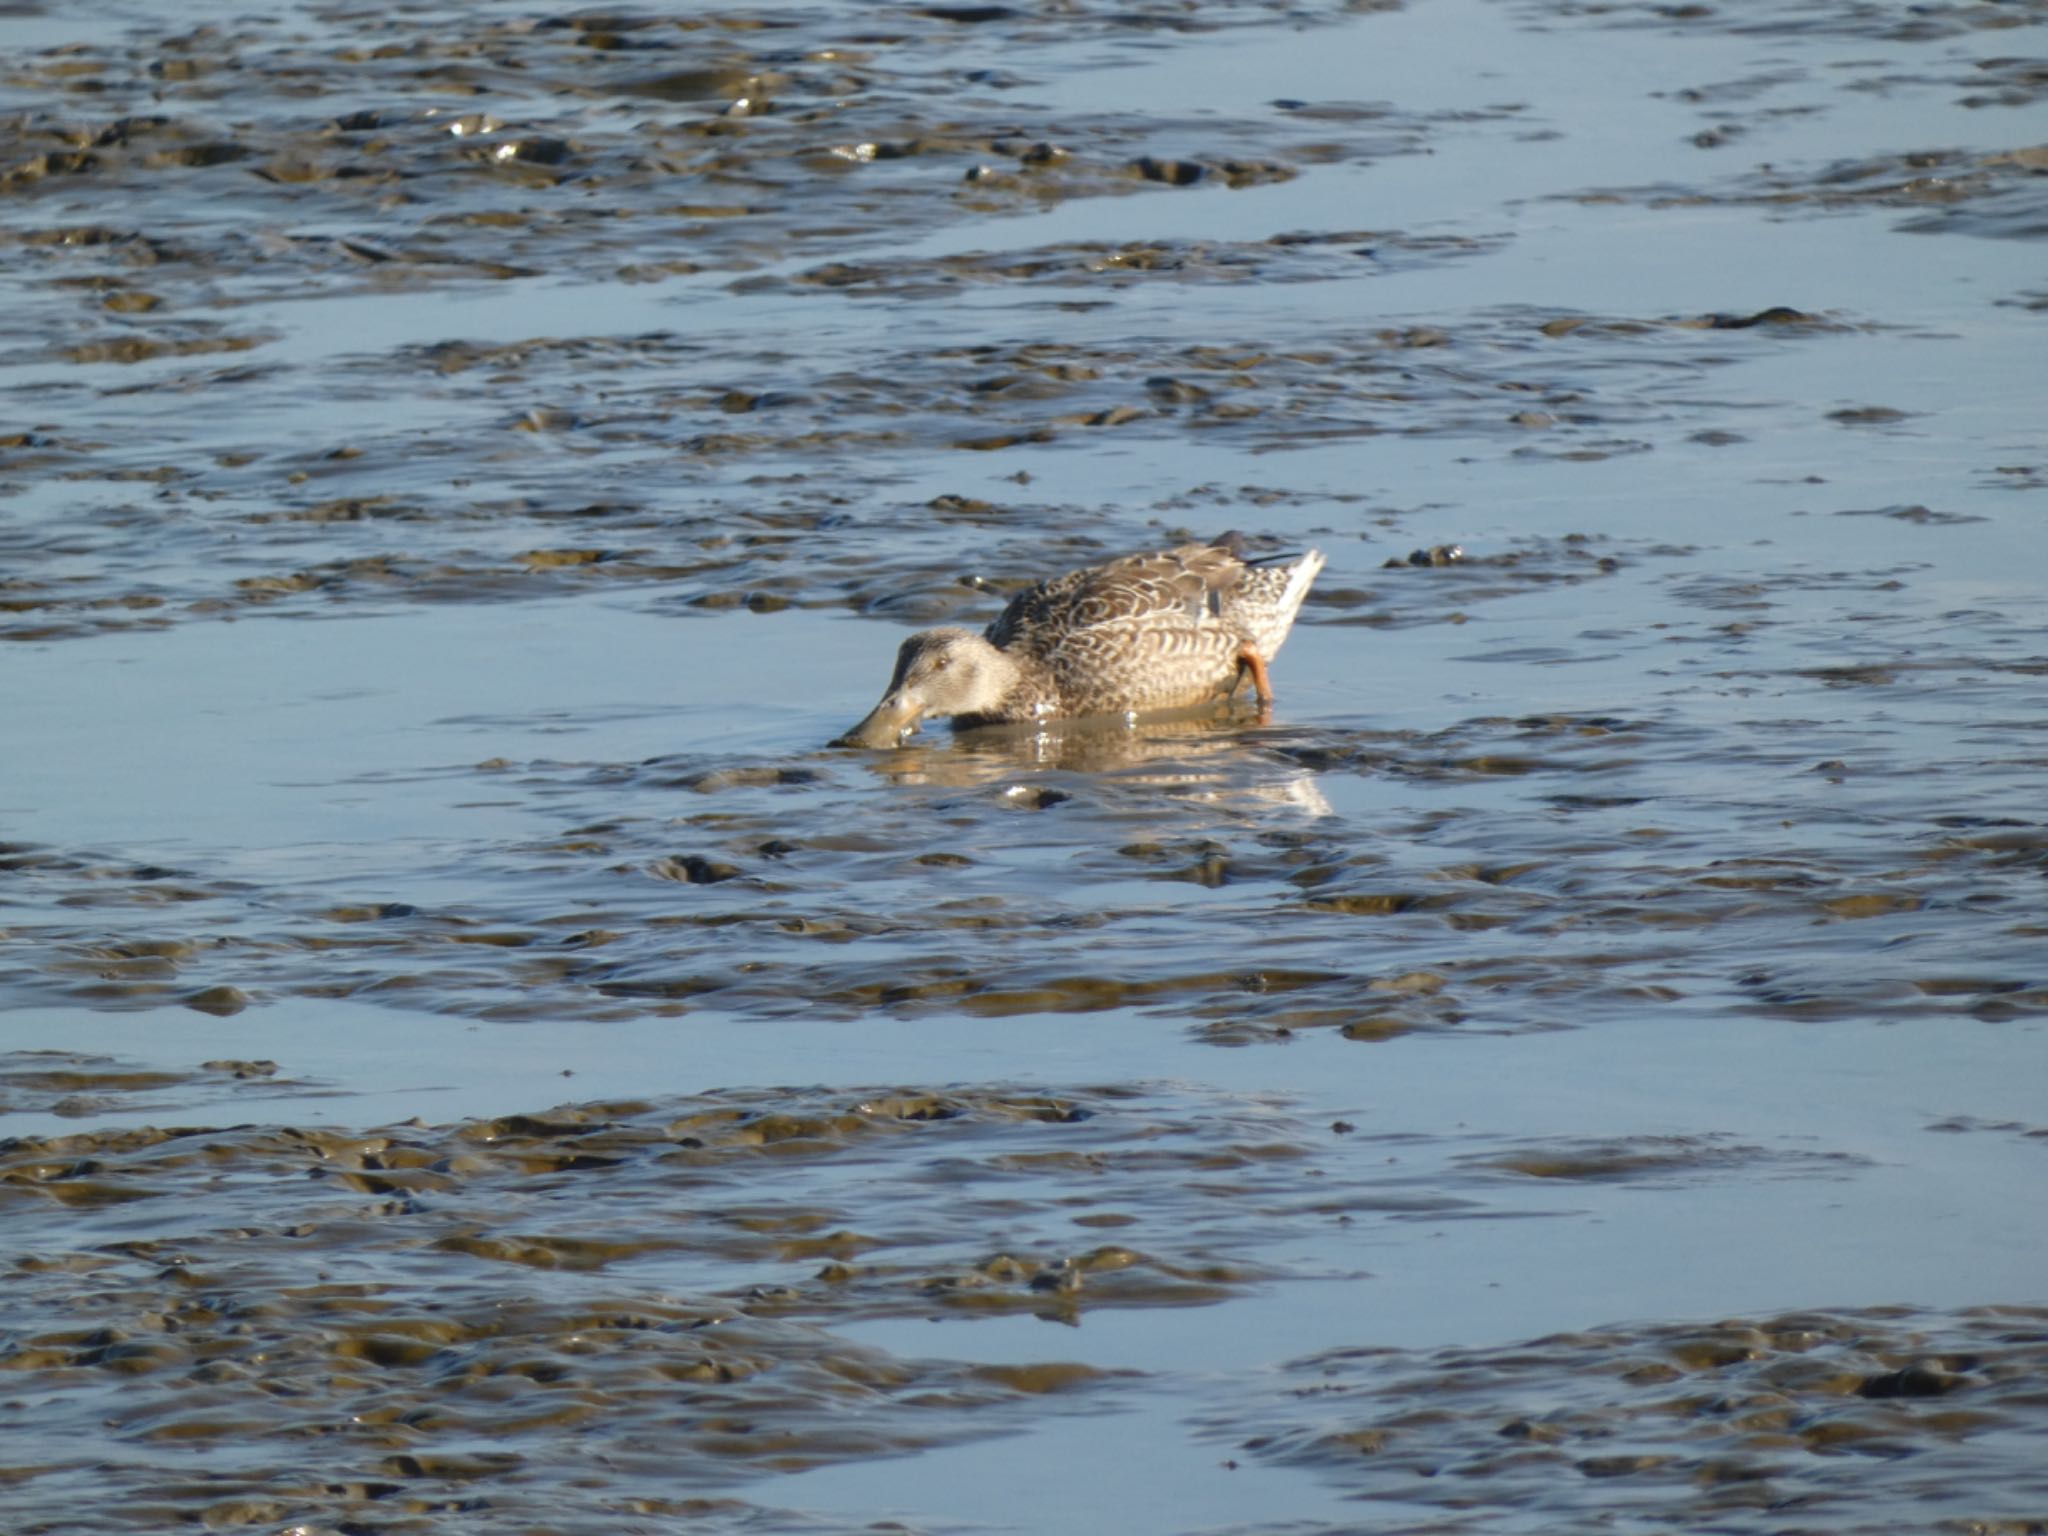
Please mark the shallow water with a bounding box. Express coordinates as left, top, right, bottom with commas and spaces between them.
3, 0, 2046, 1530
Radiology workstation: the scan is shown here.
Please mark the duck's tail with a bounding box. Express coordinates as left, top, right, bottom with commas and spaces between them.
1244, 548, 1325, 660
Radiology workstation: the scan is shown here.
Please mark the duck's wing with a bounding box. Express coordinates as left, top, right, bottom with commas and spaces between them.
982, 542, 1260, 714
987, 541, 1246, 656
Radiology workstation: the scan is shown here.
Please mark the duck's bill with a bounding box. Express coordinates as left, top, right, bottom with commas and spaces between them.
831, 691, 923, 749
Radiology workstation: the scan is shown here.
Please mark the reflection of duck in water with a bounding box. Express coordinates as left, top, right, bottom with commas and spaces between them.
836, 534, 1325, 748
843, 712, 1338, 817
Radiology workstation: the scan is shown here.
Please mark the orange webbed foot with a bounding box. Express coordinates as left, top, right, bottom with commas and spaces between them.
1232, 644, 1276, 724
1234, 644, 1275, 706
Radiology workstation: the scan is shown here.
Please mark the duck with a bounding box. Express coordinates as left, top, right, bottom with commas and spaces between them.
835, 534, 1325, 748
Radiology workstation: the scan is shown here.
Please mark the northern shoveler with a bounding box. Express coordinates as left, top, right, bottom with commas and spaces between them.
835, 534, 1325, 748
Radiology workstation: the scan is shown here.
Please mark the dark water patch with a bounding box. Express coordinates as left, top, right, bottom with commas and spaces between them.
1959, 57, 2048, 109
0, 427, 1509, 635
1469, 1134, 1869, 1184
0, 1077, 1581, 1528
745, 227, 1504, 298
0, 0, 1429, 334
1, 159, 1881, 644
1512, 0, 2048, 45
2, 1057, 1957, 1523
0, 272, 1871, 643
1568, 142, 2048, 239
1837, 501, 1989, 525
0, 1048, 306, 1123
1200, 1304, 2048, 1533
1925, 1112, 2048, 1143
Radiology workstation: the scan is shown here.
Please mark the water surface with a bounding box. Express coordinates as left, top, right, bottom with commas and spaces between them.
3, 0, 2044, 1529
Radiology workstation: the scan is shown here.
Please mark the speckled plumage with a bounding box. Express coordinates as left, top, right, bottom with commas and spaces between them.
836, 537, 1325, 747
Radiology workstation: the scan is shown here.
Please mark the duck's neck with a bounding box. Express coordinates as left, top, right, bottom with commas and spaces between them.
961, 644, 1058, 725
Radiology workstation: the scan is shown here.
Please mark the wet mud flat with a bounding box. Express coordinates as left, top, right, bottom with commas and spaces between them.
5, 1061, 2048, 1534
4, 0, 2048, 1530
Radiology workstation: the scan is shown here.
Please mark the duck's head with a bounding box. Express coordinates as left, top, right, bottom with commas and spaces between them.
833, 628, 1016, 748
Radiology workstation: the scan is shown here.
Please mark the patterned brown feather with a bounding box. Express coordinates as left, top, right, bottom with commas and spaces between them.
835, 537, 1324, 745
